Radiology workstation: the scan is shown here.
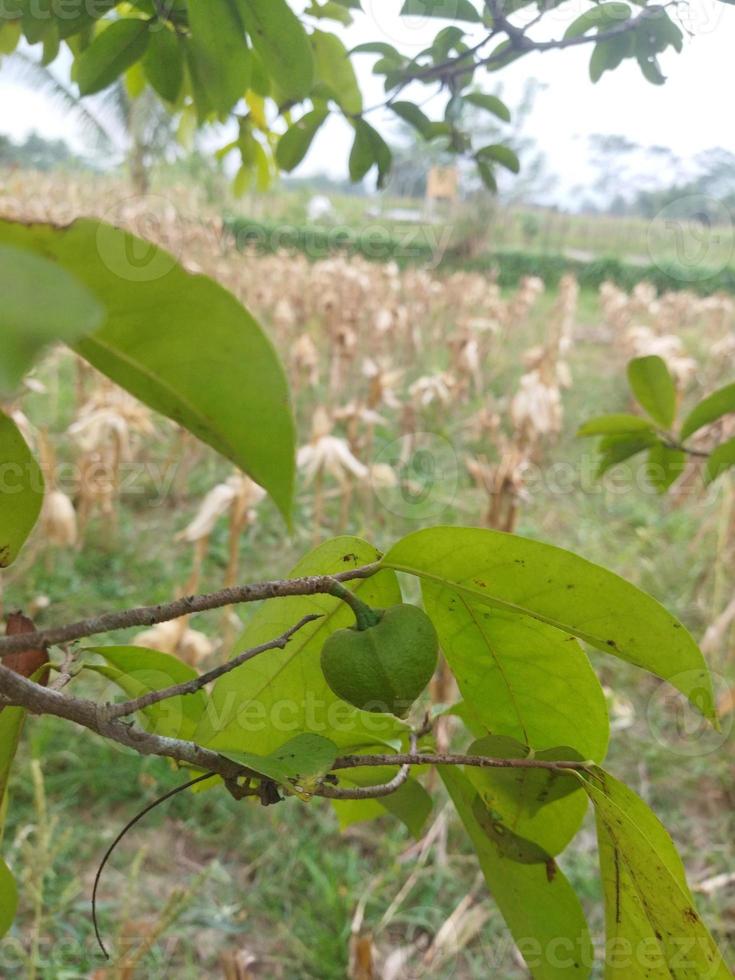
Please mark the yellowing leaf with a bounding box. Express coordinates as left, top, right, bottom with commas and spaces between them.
582, 769, 731, 978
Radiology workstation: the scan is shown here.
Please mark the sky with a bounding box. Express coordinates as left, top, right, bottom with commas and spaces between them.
1, 1, 733, 202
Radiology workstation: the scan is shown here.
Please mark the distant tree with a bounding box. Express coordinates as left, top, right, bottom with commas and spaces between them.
0, 129, 88, 170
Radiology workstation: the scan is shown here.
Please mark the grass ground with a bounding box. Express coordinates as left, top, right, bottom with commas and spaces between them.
1, 175, 734, 978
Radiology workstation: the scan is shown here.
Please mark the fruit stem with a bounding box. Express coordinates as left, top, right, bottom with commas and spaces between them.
328, 581, 381, 631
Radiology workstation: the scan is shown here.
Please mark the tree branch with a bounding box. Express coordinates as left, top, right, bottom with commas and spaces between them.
405, 10, 652, 86
106, 614, 322, 720
0, 563, 381, 657
0, 660, 249, 780
0, 663, 588, 804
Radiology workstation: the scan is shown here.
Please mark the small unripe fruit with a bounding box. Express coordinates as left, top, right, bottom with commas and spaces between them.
320, 603, 438, 717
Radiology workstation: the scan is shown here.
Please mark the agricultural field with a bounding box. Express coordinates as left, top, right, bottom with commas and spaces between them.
1, 172, 734, 978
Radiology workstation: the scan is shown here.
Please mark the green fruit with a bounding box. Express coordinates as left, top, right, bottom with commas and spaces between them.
320, 603, 438, 717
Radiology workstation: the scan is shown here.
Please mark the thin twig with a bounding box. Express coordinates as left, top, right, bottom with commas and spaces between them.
48, 645, 77, 692
0, 564, 381, 657
105, 614, 322, 720
319, 734, 418, 800
331, 752, 589, 774
663, 440, 711, 460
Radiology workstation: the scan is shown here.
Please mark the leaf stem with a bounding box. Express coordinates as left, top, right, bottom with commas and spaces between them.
326, 581, 381, 630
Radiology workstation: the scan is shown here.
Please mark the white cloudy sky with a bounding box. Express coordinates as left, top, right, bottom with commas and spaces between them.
1, 0, 733, 199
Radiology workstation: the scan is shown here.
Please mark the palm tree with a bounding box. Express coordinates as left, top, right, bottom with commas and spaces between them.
4, 51, 177, 193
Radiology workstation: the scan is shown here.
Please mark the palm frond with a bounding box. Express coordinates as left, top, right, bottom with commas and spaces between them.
4, 51, 119, 156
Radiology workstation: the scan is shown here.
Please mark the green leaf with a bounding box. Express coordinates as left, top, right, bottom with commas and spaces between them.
471, 794, 552, 864
348, 118, 375, 179
389, 101, 433, 138
0, 243, 104, 395
384, 527, 716, 721
142, 25, 184, 103
0, 663, 48, 827
635, 10, 683, 56
0, 855, 17, 939
590, 31, 635, 83
596, 432, 658, 476
76, 17, 150, 96
224, 734, 339, 786
332, 776, 432, 838
0, 218, 295, 521
680, 382, 735, 441
706, 437, 735, 484
196, 537, 409, 755
350, 42, 402, 58
276, 107, 329, 172
582, 768, 731, 978
441, 767, 593, 979
471, 793, 552, 864
636, 52, 666, 85
0, 20, 22, 55
477, 159, 497, 192
0, 411, 44, 568
628, 355, 677, 428
53, 0, 117, 40
590, 34, 630, 82
467, 737, 588, 856
420, 589, 609, 760
476, 143, 520, 174
400, 0, 481, 22
646, 443, 685, 493
305, 1, 354, 25
0, 706, 27, 814
311, 30, 362, 113
188, 0, 251, 114
463, 91, 511, 122
564, 3, 632, 39
238, 0, 315, 100
577, 414, 655, 438
85, 646, 208, 741
349, 118, 392, 188
486, 38, 525, 71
